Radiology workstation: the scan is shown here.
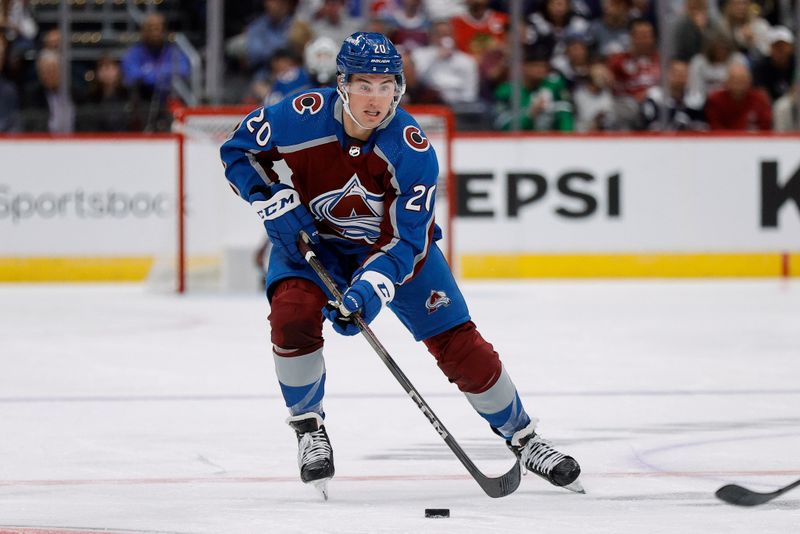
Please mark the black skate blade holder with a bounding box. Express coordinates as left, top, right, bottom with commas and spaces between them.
298, 231, 521, 498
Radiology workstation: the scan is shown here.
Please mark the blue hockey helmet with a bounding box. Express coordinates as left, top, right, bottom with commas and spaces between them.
336, 32, 404, 78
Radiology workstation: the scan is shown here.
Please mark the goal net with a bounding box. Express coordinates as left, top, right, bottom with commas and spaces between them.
154, 104, 454, 293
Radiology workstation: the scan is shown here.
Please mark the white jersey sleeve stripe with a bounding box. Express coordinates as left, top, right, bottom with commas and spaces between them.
277, 135, 339, 154
246, 151, 271, 185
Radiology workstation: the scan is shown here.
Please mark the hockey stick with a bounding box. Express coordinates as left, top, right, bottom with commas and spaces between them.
715, 478, 800, 506
297, 232, 521, 498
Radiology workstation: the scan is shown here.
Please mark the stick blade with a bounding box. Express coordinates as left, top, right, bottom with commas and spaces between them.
715, 484, 772, 506
477, 461, 522, 498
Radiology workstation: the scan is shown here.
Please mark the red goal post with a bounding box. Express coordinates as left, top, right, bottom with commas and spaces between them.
171, 104, 456, 293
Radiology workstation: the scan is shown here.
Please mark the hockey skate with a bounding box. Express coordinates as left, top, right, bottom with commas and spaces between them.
287, 413, 335, 500
506, 422, 584, 493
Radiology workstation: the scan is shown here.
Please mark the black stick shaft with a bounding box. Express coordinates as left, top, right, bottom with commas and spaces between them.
297, 233, 521, 498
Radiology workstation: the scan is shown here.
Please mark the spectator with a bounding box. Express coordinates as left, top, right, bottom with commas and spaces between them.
686, 32, 747, 100
552, 29, 593, 91
524, 0, 590, 61
705, 62, 771, 130
0, 44, 20, 132
307, 0, 361, 46
0, 0, 37, 61
772, 78, 800, 131
24, 28, 60, 86
752, 25, 795, 101
366, 0, 398, 19
476, 40, 508, 101
641, 59, 706, 131
494, 45, 574, 131
263, 49, 311, 106
21, 50, 75, 133
287, 16, 314, 54
121, 13, 190, 100
573, 62, 616, 131
245, 0, 296, 78
587, 0, 632, 58
383, 0, 432, 51
40, 27, 60, 54
398, 45, 445, 104
412, 20, 480, 105
718, 0, 771, 59
294, 0, 323, 20
78, 56, 133, 132
606, 18, 660, 128
304, 35, 339, 87
450, 0, 508, 58
426, 0, 470, 21
671, 0, 725, 62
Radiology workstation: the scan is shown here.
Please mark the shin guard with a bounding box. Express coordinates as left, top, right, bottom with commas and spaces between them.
424, 321, 531, 439
269, 278, 328, 416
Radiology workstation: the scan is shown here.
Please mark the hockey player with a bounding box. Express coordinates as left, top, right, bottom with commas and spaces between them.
220, 32, 582, 498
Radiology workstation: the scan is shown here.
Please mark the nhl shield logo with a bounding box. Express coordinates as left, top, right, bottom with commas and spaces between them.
348, 146, 361, 157
425, 290, 451, 314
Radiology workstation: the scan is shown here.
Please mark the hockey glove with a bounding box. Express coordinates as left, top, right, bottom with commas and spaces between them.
251, 184, 318, 264
322, 271, 395, 336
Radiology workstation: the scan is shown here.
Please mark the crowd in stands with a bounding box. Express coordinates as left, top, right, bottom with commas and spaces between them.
1, 0, 798, 133
1, 3, 190, 133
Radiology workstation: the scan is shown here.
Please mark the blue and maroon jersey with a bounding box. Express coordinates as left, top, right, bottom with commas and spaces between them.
220, 87, 441, 286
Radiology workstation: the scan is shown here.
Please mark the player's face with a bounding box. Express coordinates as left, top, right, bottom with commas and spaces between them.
345, 74, 397, 128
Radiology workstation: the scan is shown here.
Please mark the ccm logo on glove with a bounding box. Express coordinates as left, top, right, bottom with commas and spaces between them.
251, 184, 318, 264
254, 188, 301, 220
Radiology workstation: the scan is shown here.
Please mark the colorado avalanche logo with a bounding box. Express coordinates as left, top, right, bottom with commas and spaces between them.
403, 126, 430, 152
425, 290, 451, 314
309, 175, 384, 242
292, 92, 324, 115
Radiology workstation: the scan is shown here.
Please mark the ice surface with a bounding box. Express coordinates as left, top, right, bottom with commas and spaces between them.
0, 281, 798, 533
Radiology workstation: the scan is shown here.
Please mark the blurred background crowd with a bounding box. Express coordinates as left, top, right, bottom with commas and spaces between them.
0, 0, 798, 133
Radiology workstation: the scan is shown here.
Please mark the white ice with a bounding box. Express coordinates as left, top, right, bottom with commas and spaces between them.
0, 280, 798, 533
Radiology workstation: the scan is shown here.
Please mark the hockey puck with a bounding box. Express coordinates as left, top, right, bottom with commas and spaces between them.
424, 508, 450, 518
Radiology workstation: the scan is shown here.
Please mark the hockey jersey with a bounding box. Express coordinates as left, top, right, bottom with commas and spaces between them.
220, 87, 441, 286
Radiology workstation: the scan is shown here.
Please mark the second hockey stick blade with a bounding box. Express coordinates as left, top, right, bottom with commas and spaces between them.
298, 232, 521, 498
715, 478, 800, 506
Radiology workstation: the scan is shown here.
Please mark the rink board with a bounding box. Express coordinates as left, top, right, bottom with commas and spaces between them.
1, 134, 799, 281
0, 137, 177, 281
453, 135, 800, 278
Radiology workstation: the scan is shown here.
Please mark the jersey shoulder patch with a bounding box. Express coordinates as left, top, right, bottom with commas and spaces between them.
378, 107, 433, 155
375, 108, 439, 184
291, 91, 325, 115
402, 124, 430, 152
267, 87, 338, 146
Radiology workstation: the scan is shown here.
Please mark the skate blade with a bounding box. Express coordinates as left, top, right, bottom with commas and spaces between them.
311, 477, 332, 501
563, 478, 585, 494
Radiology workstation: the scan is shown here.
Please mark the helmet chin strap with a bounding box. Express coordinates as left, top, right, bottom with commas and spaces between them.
337, 85, 373, 131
